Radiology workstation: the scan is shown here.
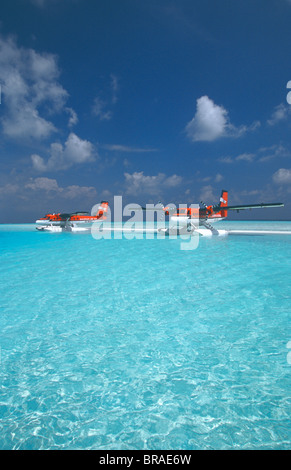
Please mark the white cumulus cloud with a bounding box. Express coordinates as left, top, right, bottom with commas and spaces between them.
199, 185, 216, 203
31, 132, 96, 171
0, 35, 76, 139
25, 177, 97, 199
186, 96, 228, 142
267, 103, 291, 126
124, 171, 183, 196
273, 168, 291, 185
25, 177, 60, 192
185, 95, 260, 142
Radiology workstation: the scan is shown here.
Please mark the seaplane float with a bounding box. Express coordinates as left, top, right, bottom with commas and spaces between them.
35, 191, 290, 237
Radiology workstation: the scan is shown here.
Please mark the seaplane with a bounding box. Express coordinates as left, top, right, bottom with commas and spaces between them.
100, 190, 288, 238
35, 201, 109, 232
137, 189, 287, 237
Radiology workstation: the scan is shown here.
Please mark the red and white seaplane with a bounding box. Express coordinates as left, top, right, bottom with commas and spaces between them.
97, 190, 287, 238
140, 189, 286, 237
35, 201, 109, 232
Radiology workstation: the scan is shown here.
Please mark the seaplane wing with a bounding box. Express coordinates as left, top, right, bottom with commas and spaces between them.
212, 202, 284, 213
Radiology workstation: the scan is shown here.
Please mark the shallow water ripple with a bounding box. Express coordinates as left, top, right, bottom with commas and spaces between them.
0, 223, 290, 449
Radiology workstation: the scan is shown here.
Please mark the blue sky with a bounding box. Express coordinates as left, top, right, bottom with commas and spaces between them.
0, 0, 291, 222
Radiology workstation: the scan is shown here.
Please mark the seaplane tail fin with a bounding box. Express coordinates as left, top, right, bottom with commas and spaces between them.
217, 189, 228, 218
96, 201, 109, 220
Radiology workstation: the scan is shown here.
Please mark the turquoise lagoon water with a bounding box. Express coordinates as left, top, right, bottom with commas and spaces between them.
0, 221, 290, 450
